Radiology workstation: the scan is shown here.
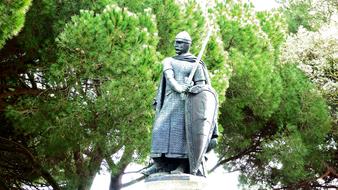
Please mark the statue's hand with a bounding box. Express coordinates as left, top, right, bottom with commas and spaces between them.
165, 71, 190, 93
184, 77, 194, 87
180, 84, 190, 93
175, 84, 189, 93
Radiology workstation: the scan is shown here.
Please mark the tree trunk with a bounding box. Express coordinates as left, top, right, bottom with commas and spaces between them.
109, 165, 127, 190
76, 171, 99, 190
75, 146, 104, 190
77, 182, 91, 190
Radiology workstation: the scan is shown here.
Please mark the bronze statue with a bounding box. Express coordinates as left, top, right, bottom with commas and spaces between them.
142, 31, 218, 176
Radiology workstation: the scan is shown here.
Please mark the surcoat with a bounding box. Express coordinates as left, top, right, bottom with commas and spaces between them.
150, 53, 208, 158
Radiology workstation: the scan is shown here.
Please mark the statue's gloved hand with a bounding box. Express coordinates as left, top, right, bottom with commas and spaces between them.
206, 138, 218, 153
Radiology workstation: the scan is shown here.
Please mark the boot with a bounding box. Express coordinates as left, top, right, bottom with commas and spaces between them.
170, 163, 185, 174
141, 161, 164, 176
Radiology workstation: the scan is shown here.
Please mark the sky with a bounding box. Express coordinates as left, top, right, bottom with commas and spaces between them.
251, 0, 281, 11
90, 1, 281, 189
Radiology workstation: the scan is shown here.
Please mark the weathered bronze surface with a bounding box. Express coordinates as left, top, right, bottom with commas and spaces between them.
143, 31, 218, 177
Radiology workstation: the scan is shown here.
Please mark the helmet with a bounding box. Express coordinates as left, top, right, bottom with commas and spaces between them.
175, 31, 192, 44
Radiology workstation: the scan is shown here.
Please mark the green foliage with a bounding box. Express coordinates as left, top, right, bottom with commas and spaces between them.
256, 11, 287, 60
54, 4, 159, 158
282, 0, 315, 33
5, 2, 159, 189
217, 2, 282, 119
216, 1, 332, 188
0, 0, 31, 49
280, 0, 338, 33
281, 23, 337, 187
1, 0, 334, 189
246, 64, 332, 187
216, 2, 282, 171
16, 0, 112, 61
281, 22, 338, 124
113, 0, 230, 103
204, 34, 231, 104
151, 0, 192, 56
1, 0, 229, 188
136, 0, 206, 57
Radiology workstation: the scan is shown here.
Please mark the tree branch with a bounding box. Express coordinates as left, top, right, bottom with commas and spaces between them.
0, 137, 61, 190
0, 88, 42, 99
320, 165, 338, 179
121, 175, 146, 188
209, 143, 259, 173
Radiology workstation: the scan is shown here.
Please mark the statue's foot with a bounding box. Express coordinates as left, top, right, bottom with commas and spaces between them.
170, 164, 185, 174
141, 164, 163, 176
190, 169, 204, 177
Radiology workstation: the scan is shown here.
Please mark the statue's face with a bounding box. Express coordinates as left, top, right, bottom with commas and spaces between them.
174, 40, 190, 55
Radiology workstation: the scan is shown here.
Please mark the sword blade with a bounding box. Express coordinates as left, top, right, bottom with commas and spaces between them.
187, 27, 213, 83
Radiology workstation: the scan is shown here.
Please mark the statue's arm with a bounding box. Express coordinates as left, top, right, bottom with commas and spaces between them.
193, 64, 207, 85
164, 70, 188, 93
162, 58, 188, 93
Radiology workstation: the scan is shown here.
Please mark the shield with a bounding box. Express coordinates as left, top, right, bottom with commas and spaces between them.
185, 85, 218, 175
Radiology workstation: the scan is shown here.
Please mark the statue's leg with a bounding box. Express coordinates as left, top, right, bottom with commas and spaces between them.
141, 156, 167, 176
169, 158, 189, 174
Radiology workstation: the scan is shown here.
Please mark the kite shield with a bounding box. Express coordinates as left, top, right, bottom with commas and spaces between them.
185, 85, 218, 175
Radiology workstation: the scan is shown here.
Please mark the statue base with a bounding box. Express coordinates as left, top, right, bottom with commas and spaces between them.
144, 173, 207, 190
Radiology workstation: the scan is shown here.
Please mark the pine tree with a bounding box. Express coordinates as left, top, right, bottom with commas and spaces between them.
280, 0, 338, 33
1, 0, 334, 189
1, 0, 112, 188
0, 0, 32, 48
2, 1, 159, 189
214, 1, 332, 189
281, 21, 338, 188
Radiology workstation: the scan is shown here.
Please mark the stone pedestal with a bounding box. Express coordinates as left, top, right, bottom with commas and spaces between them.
144, 173, 207, 190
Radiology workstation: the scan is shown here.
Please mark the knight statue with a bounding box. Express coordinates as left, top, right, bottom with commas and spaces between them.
142, 31, 218, 176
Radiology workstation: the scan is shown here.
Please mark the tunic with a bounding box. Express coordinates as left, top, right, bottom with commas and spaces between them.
150, 53, 206, 158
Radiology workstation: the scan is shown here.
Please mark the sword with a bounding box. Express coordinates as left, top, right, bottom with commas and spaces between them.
181, 26, 213, 100
187, 27, 212, 84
